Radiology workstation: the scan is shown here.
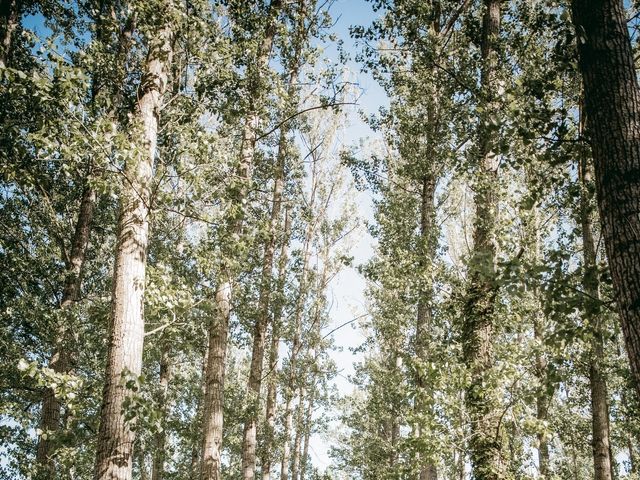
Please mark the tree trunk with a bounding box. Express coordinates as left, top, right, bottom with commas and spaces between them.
36, 184, 96, 472
290, 388, 306, 480
462, 0, 503, 479
191, 344, 209, 478
200, 283, 230, 480
242, 5, 312, 462
0, 0, 19, 68
261, 211, 291, 480
524, 200, 551, 478
572, 0, 640, 399
281, 161, 318, 480
580, 156, 613, 480
201, 4, 281, 479
241, 81, 289, 480
94, 11, 173, 479
415, 175, 438, 480
534, 316, 550, 479
299, 380, 316, 480
152, 342, 172, 480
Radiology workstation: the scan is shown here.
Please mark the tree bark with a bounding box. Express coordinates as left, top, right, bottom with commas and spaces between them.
579, 156, 613, 480
299, 380, 316, 480
572, 0, 640, 399
240, 129, 285, 480
261, 211, 291, 480
0, 0, 19, 68
290, 388, 306, 480
36, 183, 96, 472
415, 175, 438, 480
461, 0, 503, 479
201, 3, 281, 479
94, 10, 173, 479
200, 283, 230, 480
151, 342, 172, 480
280, 199, 316, 480
241, 59, 291, 480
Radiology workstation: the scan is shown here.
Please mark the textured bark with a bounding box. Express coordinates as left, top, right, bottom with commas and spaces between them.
36, 184, 96, 472
461, 0, 503, 479
572, 0, 640, 398
201, 4, 281, 479
0, 0, 19, 68
261, 212, 291, 480
200, 283, 230, 480
94, 12, 173, 479
151, 343, 172, 480
580, 158, 613, 480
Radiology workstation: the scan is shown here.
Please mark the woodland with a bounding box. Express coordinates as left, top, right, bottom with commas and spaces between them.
2, 0, 640, 479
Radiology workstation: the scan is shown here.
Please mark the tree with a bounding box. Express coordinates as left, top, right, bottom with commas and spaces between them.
94, 1, 175, 477
571, 0, 640, 399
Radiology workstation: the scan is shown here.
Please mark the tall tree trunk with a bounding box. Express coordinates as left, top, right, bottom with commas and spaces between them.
534, 316, 550, 479
152, 341, 172, 480
415, 175, 438, 480
290, 388, 306, 480
261, 211, 291, 480
0, 0, 19, 68
462, 0, 503, 479
281, 160, 319, 480
36, 184, 96, 472
580, 156, 613, 480
200, 283, 230, 480
572, 0, 640, 398
524, 199, 551, 478
94, 10, 173, 479
200, 4, 281, 479
191, 344, 209, 478
240, 126, 285, 480
242, 3, 312, 461
299, 379, 316, 480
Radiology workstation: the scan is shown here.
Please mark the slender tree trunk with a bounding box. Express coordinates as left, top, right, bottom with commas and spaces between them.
628, 435, 636, 474
0, 0, 19, 68
580, 156, 613, 480
241, 85, 288, 480
191, 344, 209, 478
200, 283, 230, 480
201, 4, 281, 479
462, 1, 503, 479
524, 201, 551, 478
415, 175, 438, 480
572, 0, 640, 398
299, 380, 316, 480
534, 316, 550, 479
94, 11, 173, 479
240, 142, 284, 480
290, 388, 305, 480
261, 211, 291, 480
281, 166, 318, 480
152, 342, 172, 480
36, 184, 96, 472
